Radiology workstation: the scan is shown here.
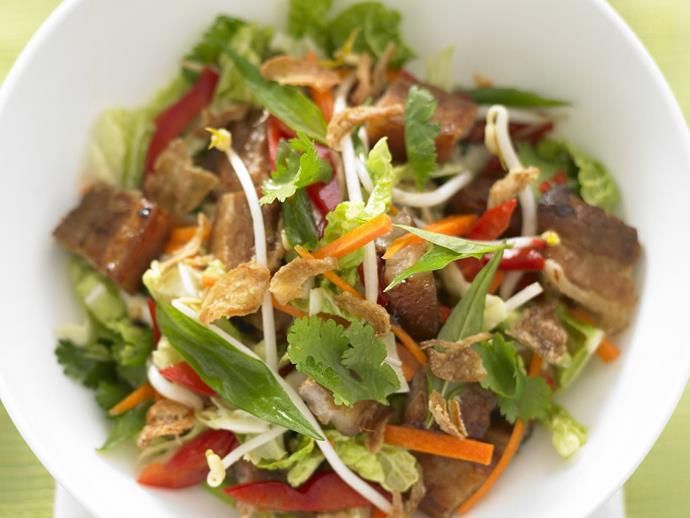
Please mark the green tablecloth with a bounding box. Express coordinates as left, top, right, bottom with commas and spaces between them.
0, 1, 688, 517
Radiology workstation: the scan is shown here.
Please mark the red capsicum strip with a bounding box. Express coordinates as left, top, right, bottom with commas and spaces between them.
539, 170, 568, 193
481, 248, 545, 271
147, 298, 160, 346
224, 472, 372, 512
160, 362, 216, 396
138, 430, 236, 489
144, 67, 219, 172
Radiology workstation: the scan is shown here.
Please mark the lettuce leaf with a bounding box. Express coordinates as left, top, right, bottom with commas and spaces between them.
425, 46, 454, 91
261, 134, 332, 204
474, 334, 552, 423
404, 86, 440, 190
287, 316, 400, 406
568, 145, 620, 212
326, 2, 413, 67
541, 404, 588, 458
556, 307, 605, 390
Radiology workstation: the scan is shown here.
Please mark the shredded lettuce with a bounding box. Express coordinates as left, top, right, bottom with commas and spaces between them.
541, 404, 588, 458
404, 86, 440, 190
568, 144, 620, 212
287, 316, 400, 406
260, 134, 333, 204
152, 336, 184, 370
286, 0, 333, 50
425, 46, 454, 91
556, 307, 605, 390
197, 397, 272, 435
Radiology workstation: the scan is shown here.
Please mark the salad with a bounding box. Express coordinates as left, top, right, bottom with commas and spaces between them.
52, 1, 641, 516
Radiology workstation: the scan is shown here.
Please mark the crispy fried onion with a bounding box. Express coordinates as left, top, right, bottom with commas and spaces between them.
269, 256, 337, 305
145, 139, 219, 219
350, 53, 373, 105
487, 166, 539, 209
160, 213, 210, 271
428, 390, 468, 439
333, 291, 391, 336
260, 55, 341, 91
137, 399, 196, 448
507, 300, 568, 365
199, 261, 270, 324
389, 468, 426, 518
422, 333, 490, 382
372, 42, 397, 99
327, 105, 403, 150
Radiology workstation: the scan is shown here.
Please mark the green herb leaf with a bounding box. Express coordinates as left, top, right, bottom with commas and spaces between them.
287, 316, 400, 406
385, 227, 506, 291
282, 189, 320, 250
261, 134, 332, 204
95, 380, 131, 411
541, 403, 588, 458
55, 339, 116, 389
474, 334, 551, 423
568, 145, 620, 212
464, 87, 568, 107
224, 48, 327, 142
555, 307, 605, 390
438, 250, 504, 341
287, 0, 333, 49
98, 402, 151, 451
155, 302, 322, 439
327, 2, 414, 67
404, 86, 440, 190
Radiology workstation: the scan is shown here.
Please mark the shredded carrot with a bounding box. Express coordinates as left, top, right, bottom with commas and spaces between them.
595, 339, 620, 363
164, 222, 212, 254
293, 245, 427, 367
396, 343, 418, 381
272, 296, 307, 319
200, 275, 217, 288
382, 214, 478, 260
384, 425, 494, 465
371, 507, 387, 518
568, 307, 621, 363
458, 353, 543, 514
311, 86, 334, 121
312, 214, 392, 260
109, 383, 156, 416
488, 270, 506, 295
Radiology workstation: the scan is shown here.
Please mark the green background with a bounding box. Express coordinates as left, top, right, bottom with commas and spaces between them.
0, 1, 688, 517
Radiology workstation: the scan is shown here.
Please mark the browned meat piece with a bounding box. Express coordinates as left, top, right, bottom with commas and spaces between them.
299, 378, 380, 436
384, 243, 440, 340
538, 186, 640, 331
458, 384, 497, 439
366, 77, 477, 163
207, 110, 272, 194
210, 192, 284, 271
403, 371, 428, 428
507, 300, 568, 365
143, 139, 218, 221
417, 423, 512, 518
53, 184, 171, 293
231, 460, 280, 484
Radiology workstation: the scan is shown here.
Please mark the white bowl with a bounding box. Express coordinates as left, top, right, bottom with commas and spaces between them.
0, 0, 688, 516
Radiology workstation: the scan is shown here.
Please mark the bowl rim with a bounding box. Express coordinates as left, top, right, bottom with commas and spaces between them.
0, 0, 688, 517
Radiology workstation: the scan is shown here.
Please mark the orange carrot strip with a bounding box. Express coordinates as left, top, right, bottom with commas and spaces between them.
384, 425, 494, 465
595, 339, 620, 363
312, 214, 392, 260
311, 87, 334, 121
164, 222, 212, 254
272, 296, 307, 319
458, 353, 543, 514
568, 308, 621, 363
371, 507, 387, 518
391, 325, 427, 366
396, 343, 418, 381
488, 270, 506, 295
200, 275, 217, 289
293, 245, 427, 365
109, 383, 156, 416
383, 214, 477, 260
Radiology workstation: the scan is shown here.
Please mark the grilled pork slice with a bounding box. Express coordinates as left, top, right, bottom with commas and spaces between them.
210, 192, 283, 271
538, 186, 640, 331
417, 424, 512, 518
299, 378, 380, 436
384, 243, 440, 340
53, 184, 171, 293
366, 76, 477, 163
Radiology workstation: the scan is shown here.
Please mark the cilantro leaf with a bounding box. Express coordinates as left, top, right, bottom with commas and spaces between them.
260, 134, 332, 204
404, 86, 440, 190
95, 380, 131, 411
287, 0, 333, 49
287, 316, 400, 406
474, 334, 551, 423
98, 402, 151, 451
55, 339, 116, 389
327, 2, 414, 67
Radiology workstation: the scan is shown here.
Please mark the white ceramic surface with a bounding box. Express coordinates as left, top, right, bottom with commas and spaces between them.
1, 0, 689, 517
